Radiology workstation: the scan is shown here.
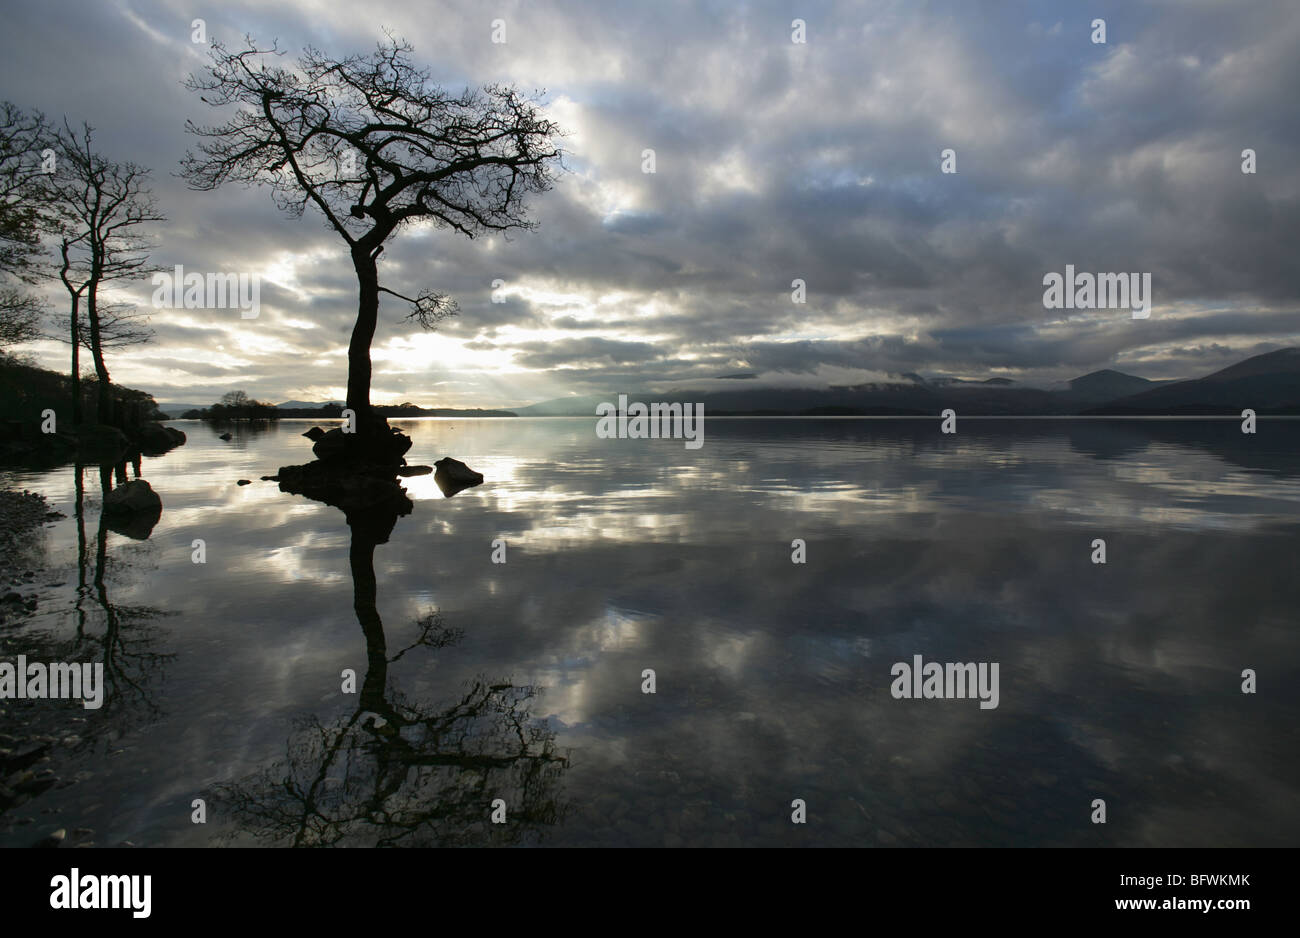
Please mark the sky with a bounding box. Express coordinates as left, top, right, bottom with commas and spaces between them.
2, 0, 1298, 408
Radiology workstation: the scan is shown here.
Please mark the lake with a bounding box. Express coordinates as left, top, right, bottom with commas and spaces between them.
2, 417, 1298, 847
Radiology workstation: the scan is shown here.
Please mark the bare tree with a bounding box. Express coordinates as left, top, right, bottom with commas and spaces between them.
0, 102, 52, 349
49, 121, 163, 425
181, 34, 563, 459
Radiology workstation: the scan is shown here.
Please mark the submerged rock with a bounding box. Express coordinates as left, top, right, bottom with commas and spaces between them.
219, 432, 233, 441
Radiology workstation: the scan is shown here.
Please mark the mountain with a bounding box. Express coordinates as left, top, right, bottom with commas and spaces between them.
1067, 369, 1154, 401
513, 394, 618, 417
1086, 348, 1300, 415
512, 349, 1300, 417
1198, 347, 1300, 382
513, 384, 1057, 416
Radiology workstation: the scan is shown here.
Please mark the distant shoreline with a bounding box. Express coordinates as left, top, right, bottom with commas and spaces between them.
163, 413, 1300, 421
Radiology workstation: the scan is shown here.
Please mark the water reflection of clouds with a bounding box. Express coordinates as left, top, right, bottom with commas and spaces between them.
12, 418, 1297, 847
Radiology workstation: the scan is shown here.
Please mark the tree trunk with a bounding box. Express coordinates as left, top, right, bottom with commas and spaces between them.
347, 247, 379, 433
86, 272, 112, 427
70, 293, 82, 425
339, 241, 412, 467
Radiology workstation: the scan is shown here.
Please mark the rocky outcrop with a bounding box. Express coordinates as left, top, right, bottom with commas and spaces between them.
134, 422, 186, 455
301, 415, 413, 466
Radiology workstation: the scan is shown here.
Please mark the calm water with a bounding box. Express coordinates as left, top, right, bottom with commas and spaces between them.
2, 417, 1298, 847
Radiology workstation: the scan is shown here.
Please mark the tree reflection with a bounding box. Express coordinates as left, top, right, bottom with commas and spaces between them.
216, 464, 569, 846
1, 461, 172, 827
72, 460, 173, 721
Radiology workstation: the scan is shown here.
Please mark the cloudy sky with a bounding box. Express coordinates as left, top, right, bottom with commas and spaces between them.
3, 0, 1298, 408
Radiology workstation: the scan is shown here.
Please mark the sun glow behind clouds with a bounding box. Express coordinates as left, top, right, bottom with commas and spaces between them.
374, 332, 522, 375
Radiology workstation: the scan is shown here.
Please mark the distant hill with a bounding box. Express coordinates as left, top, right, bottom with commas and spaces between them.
1068, 369, 1154, 401
276, 400, 345, 410
512, 349, 1300, 417
513, 394, 620, 417
1086, 348, 1300, 415
1198, 347, 1300, 382
158, 349, 1300, 420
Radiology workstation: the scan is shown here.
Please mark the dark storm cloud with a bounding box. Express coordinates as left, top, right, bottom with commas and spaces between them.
3, 0, 1297, 404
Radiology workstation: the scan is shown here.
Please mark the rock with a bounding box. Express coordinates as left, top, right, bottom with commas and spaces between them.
433, 457, 484, 498
434, 457, 483, 484
32, 828, 65, 848
135, 421, 185, 454
236, 479, 251, 486
102, 480, 162, 540
104, 479, 161, 514
219, 432, 233, 441
311, 427, 348, 461
308, 415, 412, 466
1, 742, 50, 774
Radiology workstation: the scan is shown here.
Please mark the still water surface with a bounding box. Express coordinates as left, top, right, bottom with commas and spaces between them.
2, 417, 1297, 846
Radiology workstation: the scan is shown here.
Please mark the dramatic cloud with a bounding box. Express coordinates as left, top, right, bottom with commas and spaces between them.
3, 0, 1297, 406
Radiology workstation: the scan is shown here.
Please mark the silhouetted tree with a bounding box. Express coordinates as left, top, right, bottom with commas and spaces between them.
0, 102, 51, 350
181, 34, 563, 458
48, 121, 163, 425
